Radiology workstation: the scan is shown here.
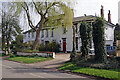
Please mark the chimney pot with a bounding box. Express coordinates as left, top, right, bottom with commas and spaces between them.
108, 10, 111, 23
101, 5, 104, 19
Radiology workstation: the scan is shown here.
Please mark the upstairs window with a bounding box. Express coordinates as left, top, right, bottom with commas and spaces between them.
63, 27, 67, 34
28, 32, 30, 38
46, 30, 49, 38
41, 30, 44, 38
75, 24, 77, 33
76, 37, 78, 50
51, 29, 54, 37
62, 23, 67, 34
24, 34, 26, 38
32, 32, 34, 38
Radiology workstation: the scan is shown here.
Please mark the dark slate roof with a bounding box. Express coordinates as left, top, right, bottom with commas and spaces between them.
73, 15, 116, 27
73, 15, 96, 23
23, 15, 116, 34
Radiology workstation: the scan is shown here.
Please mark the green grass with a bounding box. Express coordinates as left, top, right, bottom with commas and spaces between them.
7, 56, 53, 63
59, 62, 120, 80
0, 53, 8, 57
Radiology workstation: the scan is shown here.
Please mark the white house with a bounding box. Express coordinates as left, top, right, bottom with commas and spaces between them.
23, 6, 116, 52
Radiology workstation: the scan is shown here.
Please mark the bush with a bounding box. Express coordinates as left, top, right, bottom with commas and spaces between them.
76, 56, 119, 69
37, 42, 60, 52
116, 57, 120, 66
46, 42, 60, 52
37, 43, 45, 51
9, 52, 16, 58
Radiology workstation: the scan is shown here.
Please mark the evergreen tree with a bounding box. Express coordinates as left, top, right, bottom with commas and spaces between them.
92, 17, 107, 62
114, 23, 120, 41
80, 22, 89, 60
87, 23, 92, 49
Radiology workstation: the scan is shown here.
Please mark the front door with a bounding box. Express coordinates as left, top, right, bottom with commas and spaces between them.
62, 38, 66, 53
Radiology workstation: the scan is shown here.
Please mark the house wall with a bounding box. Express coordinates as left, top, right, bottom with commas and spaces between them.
105, 24, 115, 46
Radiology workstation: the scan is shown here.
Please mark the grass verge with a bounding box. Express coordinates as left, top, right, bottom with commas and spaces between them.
7, 56, 53, 63
59, 62, 120, 80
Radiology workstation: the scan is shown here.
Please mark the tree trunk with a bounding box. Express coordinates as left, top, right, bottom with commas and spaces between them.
7, 40, 10, 53
2, 36, 5, 50
2, 28, 5, 50
70, 26, 76, 61
32, 23, 43, 50
32, 30, 41, 50
73, 26, 76, 52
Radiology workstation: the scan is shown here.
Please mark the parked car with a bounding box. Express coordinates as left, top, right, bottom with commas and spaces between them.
106, 46, 116, 56
106, 46, 115, 54
89, 46, 116, 56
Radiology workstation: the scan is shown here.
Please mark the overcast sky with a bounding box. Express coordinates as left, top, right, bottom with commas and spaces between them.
74, 0, 120, 24
0, 0, 120, 31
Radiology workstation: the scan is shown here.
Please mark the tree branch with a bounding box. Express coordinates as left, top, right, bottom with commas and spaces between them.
44, 2, 59, 17
22, 2, 37, 31
32, 1, 43, 16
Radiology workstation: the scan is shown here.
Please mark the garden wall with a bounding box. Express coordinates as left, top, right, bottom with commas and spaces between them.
17, 52, 55, 58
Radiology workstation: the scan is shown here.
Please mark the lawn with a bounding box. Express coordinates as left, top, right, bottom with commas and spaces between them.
59, 62, 120, 80
7, 56, 53, 63
0, 53, 8, 57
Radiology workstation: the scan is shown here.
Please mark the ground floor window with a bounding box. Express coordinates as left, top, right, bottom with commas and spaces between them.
45, 41, 49, 45
76, 37, 78, 50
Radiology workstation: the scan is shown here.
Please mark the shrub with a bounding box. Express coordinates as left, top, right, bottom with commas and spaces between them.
37, 44, 45, 51
76, 56, 119, 69
9, 52, 16, 58
46, 42, 60, 52
37, 42, 60, 52
116, 57, 120, 67
92, 17, 107, 62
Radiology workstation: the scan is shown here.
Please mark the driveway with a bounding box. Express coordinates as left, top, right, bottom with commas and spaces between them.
1, 53, 96, 79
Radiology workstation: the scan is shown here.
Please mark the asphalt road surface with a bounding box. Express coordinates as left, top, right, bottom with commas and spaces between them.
1, 53, 98, 80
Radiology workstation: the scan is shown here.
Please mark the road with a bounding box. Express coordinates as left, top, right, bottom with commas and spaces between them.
1, 53, 96, 80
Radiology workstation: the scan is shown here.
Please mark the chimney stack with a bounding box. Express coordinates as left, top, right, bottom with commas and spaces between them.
101, 5, 104, 19
108, 10, 111, 23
